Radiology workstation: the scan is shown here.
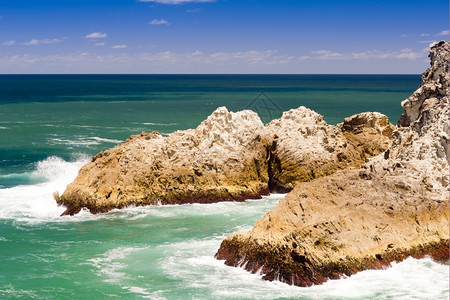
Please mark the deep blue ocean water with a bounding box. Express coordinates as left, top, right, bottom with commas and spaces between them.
0, 74, 448, 299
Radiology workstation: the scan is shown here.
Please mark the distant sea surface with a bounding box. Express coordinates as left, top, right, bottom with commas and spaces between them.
1, 74, 448, 299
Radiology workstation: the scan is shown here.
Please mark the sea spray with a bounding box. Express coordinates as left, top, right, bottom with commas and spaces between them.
0, 156, 89, 223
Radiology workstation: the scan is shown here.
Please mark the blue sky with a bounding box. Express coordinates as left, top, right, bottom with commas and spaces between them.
0, 0, 448, 73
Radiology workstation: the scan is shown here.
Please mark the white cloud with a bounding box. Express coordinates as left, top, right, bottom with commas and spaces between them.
2, 40, 15, 46
438, 30, 449, 36
85, 32, 107, 39
95, 42, 105, 46
23, 38, 64, 46
149, 19, 170, 25
0, 47, 429, 74
138, 0, 214, 4
420, 33, 430, 37
308, 48, 425, 61
395, 48, 423, 60
111, 44, 128, 49
311, 49, 345, 60
137, 49, 293, 67
400, 34, 413, 38
418, 40, 437, 44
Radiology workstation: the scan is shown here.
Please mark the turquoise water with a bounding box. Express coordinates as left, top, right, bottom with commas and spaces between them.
1, 75, 448, 299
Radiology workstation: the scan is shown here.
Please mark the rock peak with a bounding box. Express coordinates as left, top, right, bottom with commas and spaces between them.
399, 40, 449, 127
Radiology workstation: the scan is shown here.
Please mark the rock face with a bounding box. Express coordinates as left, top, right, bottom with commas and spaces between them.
56, 106, 392, 215
216, 41, 450, 286
56, 108, 271, 215
339, 111, 394, 158
267, 108, 393, 191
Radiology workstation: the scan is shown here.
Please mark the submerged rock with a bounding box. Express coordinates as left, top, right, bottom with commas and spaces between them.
215, 41, 450, 286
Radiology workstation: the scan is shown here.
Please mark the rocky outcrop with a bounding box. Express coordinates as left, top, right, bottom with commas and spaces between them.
267, 108, 393, 191
216, 41, 450, 286
340, 111, 394, 157
56, 106, 392, 215
56, 108, 271, 215
55, 82, 394, 215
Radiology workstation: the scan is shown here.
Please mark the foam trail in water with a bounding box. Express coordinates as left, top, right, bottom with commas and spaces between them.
49, 136, 122, 147
87, 246, 148, 284
142, 122, 177, 126
0, 156, 89, 223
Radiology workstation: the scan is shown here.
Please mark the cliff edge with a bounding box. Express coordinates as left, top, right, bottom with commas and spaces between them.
215, 41, 450, 286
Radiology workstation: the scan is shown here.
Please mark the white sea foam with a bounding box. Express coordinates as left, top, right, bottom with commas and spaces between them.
49, 136, 122, 147
0, 284, 37, 298
0, 170, 280, 224
303, 257, 449, 300
87, 247, 148, 284
40, 124, 60, 128
0, 156, 89, 224
92, 193, 284, 223
0, 172, 32, 181
90, 136, 123, 144
156, 230, 449, 299
123, 287, 166, 299
142, 122, 177, 126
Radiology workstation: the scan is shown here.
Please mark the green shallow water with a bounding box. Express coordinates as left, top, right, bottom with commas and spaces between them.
0, 196, 285, 299
0, 75, 448, 299
1, 194, 448, 299
0, 74, 418, 183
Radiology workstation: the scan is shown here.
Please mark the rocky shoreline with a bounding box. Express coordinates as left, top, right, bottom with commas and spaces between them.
215, 41, 449, 286
55, 39, 448, 289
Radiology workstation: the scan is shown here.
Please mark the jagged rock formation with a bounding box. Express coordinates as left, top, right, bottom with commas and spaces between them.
55, 84, 394, 216
339, 111, 394, 157
267, 108, 393, 191
216, 41, 450, 286
56, 108, 271, 215
56, 106, 392, 215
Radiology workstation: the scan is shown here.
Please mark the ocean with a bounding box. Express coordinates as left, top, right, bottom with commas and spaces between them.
0, 74, 448, 299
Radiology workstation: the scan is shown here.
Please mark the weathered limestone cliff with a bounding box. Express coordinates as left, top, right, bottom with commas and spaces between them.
56, 105, 392, 215
216, 41, 450, 286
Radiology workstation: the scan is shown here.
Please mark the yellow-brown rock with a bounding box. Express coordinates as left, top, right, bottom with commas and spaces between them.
55, 105, 392, 215
340, 111, 394, 158
266, 108, 394, 191
216, 41, 449, 286
55, 107, 272, 215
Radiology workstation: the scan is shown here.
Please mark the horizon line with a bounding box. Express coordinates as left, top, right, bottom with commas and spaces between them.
0, 73, 422, 76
